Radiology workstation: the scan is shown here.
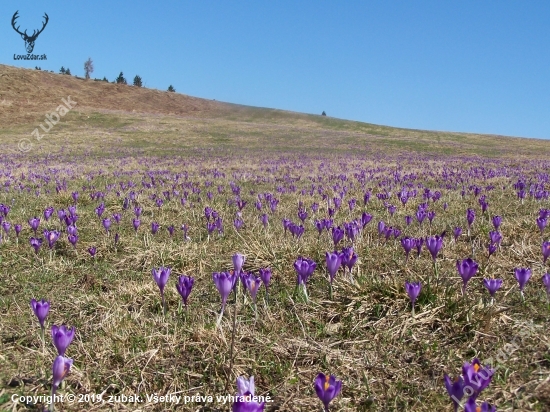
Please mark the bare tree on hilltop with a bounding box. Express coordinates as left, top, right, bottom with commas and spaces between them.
84, 58, 94, 80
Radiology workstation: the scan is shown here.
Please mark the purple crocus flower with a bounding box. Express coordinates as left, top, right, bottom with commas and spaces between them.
176, 275, 194, 307
453, 227, 462, 241
294, 257, 316, 285
377, 220, 386, 235
167, 225, 175, 237
44, 206, 54, 221
400, 237, 415, 263
44, 230, 60, 249
492, 215, 502, 230
234, 218, 244, 230
325, 251, 342, 283
134, 206, 142, 217
483, 278, 503, 298
2, 221, 11, 235
232, 392, 265, 412
133, 218, 141, 232
537, 217, 547, 234
51, 325, 75, 356
464, 397, 496, 412
68, 234, 78, 248
543, 273, 550, 300
95, 203, 105, 218
88, 246, 97, 257
28, 217, 40, 234
514, 267, 531, 296
30, 298, 50, 329
207, 221, 216, 234
314, 373, 342, 412
152, 267, 171, 296
426, 235, 443, 260
444, 374, 464, 412
52, 355, 73, 395
542, 241, 550, 263
112, 213, 121, 224
213, 271, 236, 312
30, 237, 43, 254
294, 257, 316, 300
404, 215, 413, 226
416, 210, 426, 225
462, 358, 494, 400
414, 238, 423, 257
244, 273, 262, 303
361, 212, 373, 227
151, 222, 160, 235
236, 376, 255, 396
456, 258, 479, 293
215, 217, 224, 234
260, 214, 269, 228
232, 253, 245, 277
340, 246, 357, 272
487, 242, 497, 257
14, 224, 22, 238
489, 231, 502, 245
102, 218, 111, 233
72, 191, 79, 202
331, 226, 344, 246
152, 267, 171, 314
259, 268, 272, 298
405, 281, 421, 315
467, 208, 475, 232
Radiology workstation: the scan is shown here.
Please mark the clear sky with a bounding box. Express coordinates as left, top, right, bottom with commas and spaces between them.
2, 1, 549, 139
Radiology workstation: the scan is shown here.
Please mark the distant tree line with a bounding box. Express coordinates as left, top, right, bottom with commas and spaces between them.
48, 59, 178, 92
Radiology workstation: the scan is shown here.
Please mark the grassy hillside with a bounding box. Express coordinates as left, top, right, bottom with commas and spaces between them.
1, 64, 549, 158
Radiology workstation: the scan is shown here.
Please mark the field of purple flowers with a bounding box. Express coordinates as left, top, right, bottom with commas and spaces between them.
1, 147, 550, 411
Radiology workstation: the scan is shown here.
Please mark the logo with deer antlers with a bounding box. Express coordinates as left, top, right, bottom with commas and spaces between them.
11, 11, 49, 54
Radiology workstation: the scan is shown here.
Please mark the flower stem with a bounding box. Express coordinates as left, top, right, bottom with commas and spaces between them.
40, 325, 45, 355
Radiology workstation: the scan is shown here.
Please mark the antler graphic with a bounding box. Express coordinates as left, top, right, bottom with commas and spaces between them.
11, 11, 49, 53
11, 11, 26, 37
31, 13, 49, 40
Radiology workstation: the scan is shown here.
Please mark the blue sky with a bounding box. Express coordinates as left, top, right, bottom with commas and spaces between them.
1, 1, 549, 139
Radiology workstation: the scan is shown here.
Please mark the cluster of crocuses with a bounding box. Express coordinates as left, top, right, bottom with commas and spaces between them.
377, 220, 402, 241
24, 206, 78, 255
444, 358, 496, 412
293, 248, 358, 301
255, 192, 279, 213
204, 206, 223, 235
150, 267, 195, 316
399, 234, 445, 263
282, 218, 305, 238
232, 372, 341, 411
536, 209, 550, 235
313, 212, 372, 240
30, 299, 75, 412
211, 254, 272, 323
